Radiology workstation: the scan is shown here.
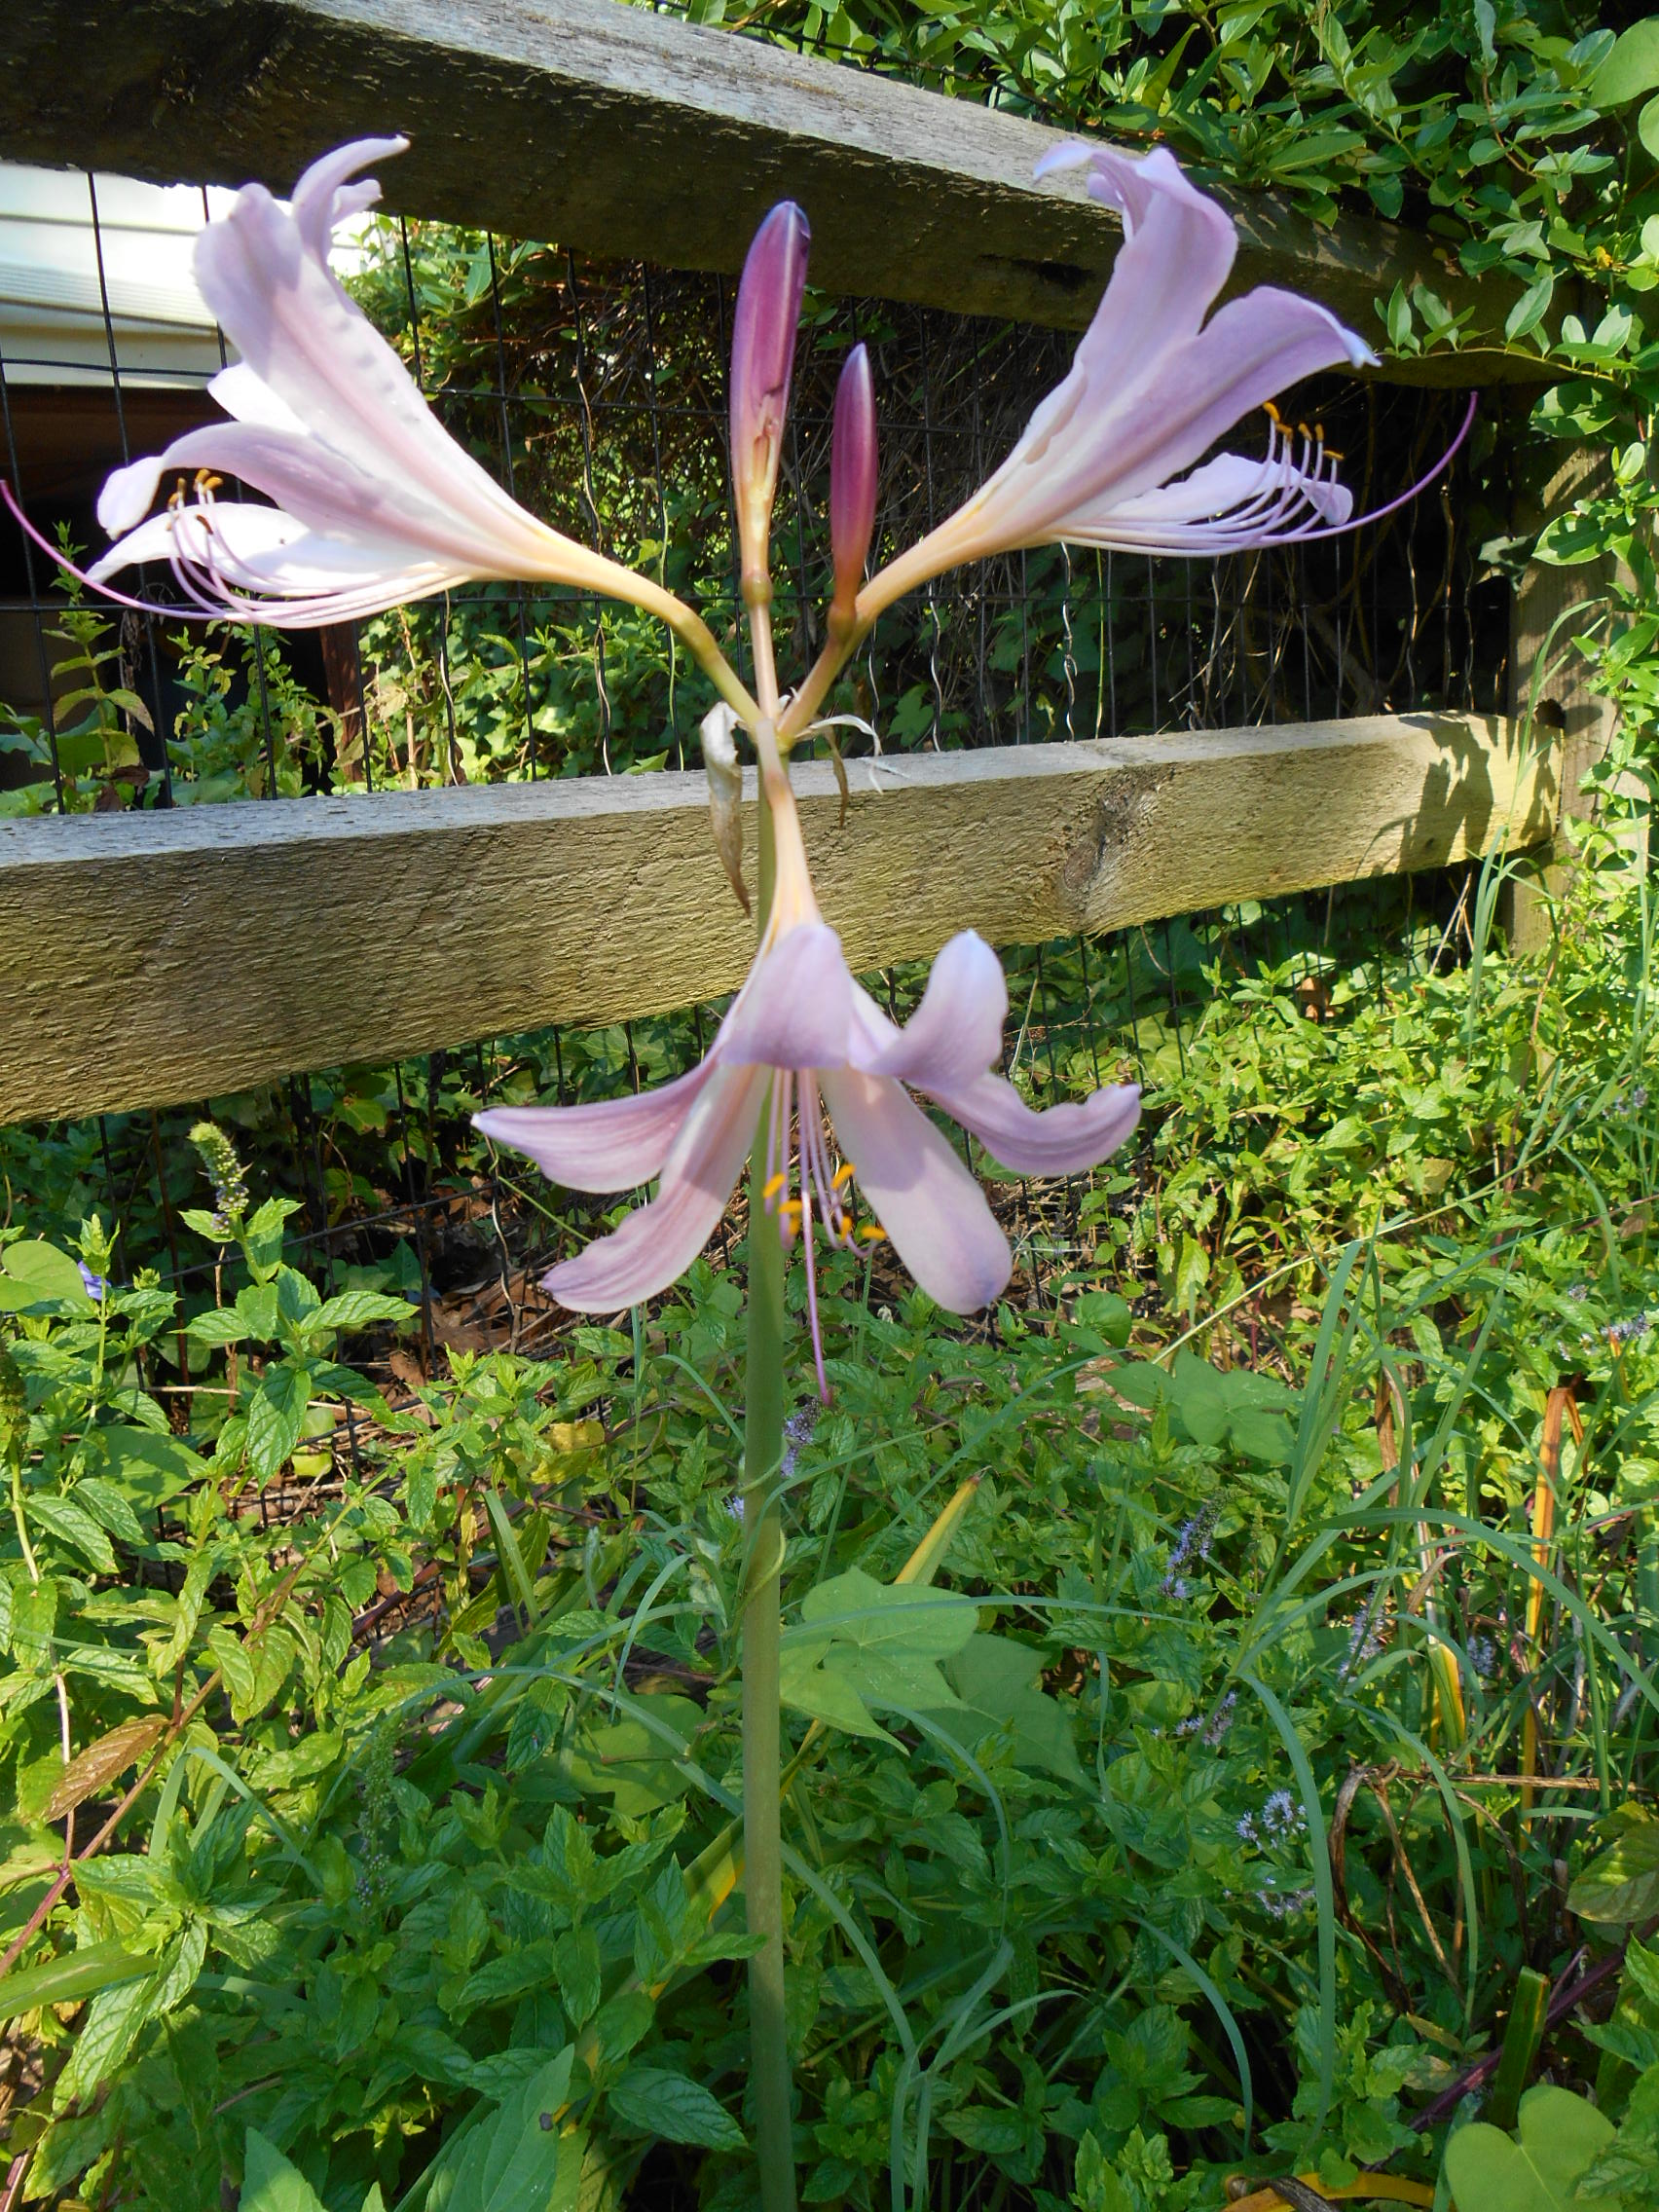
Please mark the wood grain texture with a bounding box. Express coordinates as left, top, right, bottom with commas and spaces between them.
0, 0, 1525, 383
0, 713, 1553, 1124
1505, 452, 1634, 953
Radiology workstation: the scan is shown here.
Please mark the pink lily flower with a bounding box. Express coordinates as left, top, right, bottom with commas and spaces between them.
69, 139, 750, 711
476, 771, 1140, 1390
854, 142, 1379, 627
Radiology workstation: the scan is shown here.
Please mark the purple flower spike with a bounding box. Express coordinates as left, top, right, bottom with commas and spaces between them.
729, 201, 810, 594
830, 344, 877, 624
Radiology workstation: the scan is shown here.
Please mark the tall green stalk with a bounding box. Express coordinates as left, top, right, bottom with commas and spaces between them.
742, 797, 796, 2212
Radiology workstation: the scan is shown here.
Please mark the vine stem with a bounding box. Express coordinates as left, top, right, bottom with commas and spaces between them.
741, 794, 796, 2212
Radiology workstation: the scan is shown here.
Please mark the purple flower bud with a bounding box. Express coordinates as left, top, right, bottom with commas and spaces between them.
729, 202, 810, 592
830, 344, 877, 618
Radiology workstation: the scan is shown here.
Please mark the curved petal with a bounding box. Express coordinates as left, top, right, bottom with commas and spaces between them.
821, 1068, 1011, 1313
716, 923, 853, 1072
91, 499, 424, 587
89, 422, 479, 570
289, 135, 405, 263
999, 286, 1368, 546
207, 361, 310, 436
85, 498, 470, 624
1058, 441, 1353, 556
953, 146, 1238, 550
856, 931, 1007, 1090
932, 1072, 1142, 1176
544, 1065, 765, 1310
1052, 146, 1238, 420
474, 1057, 716, 1194
194, 180, 559, 566
98, 454, 171, 538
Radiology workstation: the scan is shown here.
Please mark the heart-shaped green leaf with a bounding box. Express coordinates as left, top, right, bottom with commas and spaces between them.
1442, 2084, 1620, 2211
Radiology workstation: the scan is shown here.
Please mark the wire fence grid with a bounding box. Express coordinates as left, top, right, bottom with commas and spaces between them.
0, 167, 1515, 1355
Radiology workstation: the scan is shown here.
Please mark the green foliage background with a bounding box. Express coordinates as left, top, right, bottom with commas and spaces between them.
5, 7, 1659, 2212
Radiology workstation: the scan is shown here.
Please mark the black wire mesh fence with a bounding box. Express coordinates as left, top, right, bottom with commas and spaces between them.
0, 168, 1515, 1344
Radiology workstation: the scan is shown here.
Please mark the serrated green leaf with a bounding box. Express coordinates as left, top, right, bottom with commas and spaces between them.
86, 1425, 206, 1510
71, 1477, 146, 1547
245, 1364, 312, 1480
554, 1925, 601, 2025
206, 1624, 258, 1720
186, 1306, 252, 1346
425, 2047, 577, 2212
608, 2064, 746, 2151
56, 1970, 159, 2100
25, 1493, 118, 1573
312, 1289, 417, 1333
236, 1281, 282, 1339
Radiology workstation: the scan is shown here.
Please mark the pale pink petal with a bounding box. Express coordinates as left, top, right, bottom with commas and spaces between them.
191, 171, 610, 583
289, 135, 404, 263
988, 287, 1368, 547
90, 499, 424, 587
86, 496, 470, 625
98, 454, 172, 538
1058, 443, 1352, 555
90, 422, 472, 566
820, 1068, 1011, 1313
1041, 145, 1237, 420
474, 1058, 716, 1194
932, 1072, 1142, 1176
207, 361, 310, 436
856, 931, 1007, 1090
716, 924, 853, 1072
545, 1066, 765, 1310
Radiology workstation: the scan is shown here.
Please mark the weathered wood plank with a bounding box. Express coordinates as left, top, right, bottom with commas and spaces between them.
0, 714, 1552, 1124
1505, 453, 1639, 952
0, 0, 1522, 384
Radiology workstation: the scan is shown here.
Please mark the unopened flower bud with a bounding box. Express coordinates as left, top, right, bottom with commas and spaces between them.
830, 344, 877, 624
729, 202, 809, 597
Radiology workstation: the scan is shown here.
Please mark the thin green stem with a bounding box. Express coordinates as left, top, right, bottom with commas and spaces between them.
741, 794, 796, 2212
10, 1447, 40, 1584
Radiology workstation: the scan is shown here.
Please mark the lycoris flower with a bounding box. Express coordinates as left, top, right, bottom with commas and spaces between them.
476, 768, 1139, 1393
854, 143, 1378, 627
61, 139, 754, 718
6, 132, 1466, 1379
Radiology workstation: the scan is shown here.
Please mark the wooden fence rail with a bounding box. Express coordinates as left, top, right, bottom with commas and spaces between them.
0, 0, 1528, 382
0, 713, 1553, 1124
0, 1, 1591, 1131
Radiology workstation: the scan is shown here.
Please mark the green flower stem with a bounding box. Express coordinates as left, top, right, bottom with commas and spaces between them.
741, 794, 796, 2212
